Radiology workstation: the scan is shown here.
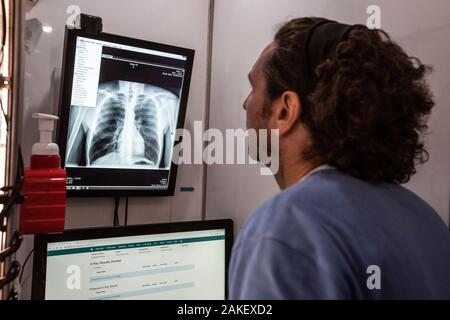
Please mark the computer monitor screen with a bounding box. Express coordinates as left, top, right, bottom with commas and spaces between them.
32, 220, 233, 300
57, 29, 194, 197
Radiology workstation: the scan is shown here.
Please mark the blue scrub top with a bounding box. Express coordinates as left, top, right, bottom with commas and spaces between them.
229, 169, 450, 299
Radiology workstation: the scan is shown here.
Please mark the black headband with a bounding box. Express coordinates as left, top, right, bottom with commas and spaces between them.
300, 20, 361, 105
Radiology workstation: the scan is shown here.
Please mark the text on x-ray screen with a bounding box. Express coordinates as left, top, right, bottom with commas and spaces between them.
65, 37, 186, 172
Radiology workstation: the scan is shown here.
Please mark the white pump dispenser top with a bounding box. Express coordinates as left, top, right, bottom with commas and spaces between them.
31, 113, 60, 156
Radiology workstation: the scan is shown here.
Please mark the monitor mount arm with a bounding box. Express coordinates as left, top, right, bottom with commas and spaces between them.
75, 13, 103, 35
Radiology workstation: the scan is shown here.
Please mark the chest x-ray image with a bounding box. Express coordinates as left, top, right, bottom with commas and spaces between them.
65, 80, 179, 169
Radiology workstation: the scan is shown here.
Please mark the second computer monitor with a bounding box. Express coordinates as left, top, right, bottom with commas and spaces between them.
32, 220, 233, 300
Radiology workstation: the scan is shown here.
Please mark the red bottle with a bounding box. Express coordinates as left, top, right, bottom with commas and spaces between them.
19, 113, 66, 234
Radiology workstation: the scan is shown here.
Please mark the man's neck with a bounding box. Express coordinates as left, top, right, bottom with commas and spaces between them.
275, 160, 324, 190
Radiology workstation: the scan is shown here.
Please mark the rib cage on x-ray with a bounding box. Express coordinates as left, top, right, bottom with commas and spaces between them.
134, 95, 161, 165
85, 81, 178, 168
89, 93, 126, 164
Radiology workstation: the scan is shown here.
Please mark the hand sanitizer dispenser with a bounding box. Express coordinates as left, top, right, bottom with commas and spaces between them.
19, 113, 66, 234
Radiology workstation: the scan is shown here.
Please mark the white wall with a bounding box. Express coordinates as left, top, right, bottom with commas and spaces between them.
206, 0, 450, 234
18, 0, 210, 298
15, 0, 450, 299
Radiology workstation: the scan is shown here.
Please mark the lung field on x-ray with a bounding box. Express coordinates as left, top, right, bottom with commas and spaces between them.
134, 95, 161, 166
89, 92, 126, 164
87, 80, 178, 168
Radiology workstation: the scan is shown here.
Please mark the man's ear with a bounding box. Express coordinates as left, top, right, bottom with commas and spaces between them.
270, 90, 302, 136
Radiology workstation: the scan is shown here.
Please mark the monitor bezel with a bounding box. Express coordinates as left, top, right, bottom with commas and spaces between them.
57, 28, 195, 197
31, 219, 233, 300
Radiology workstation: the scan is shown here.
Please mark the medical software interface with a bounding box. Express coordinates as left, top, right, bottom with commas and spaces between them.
64, 36, 188, 191
45, 229, 225, 300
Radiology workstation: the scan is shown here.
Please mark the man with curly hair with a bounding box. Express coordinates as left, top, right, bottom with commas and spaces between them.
229, 17, 450, 299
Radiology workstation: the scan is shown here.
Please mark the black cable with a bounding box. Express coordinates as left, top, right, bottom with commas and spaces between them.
0, 0, 5, 48
0, 142, 22, 227
16, 146, 24, 189
0, 147, 24, 226
113, 197, 130, 227
0, 0, 7, 128
113, 196, 120, 226
19, 248, 33, 284
0, 0, 6, 67
113, 197, 117, 226
0, 97, 7, 125
124, 197, 128, 226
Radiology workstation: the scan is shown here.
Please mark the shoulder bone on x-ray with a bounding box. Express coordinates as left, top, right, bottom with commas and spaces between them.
66, 81, 178, 169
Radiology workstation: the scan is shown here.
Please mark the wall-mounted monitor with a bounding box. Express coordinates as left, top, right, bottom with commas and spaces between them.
57, 28, 194, 197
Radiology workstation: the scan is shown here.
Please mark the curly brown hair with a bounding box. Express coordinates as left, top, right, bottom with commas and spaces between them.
263, 17, 435, 183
